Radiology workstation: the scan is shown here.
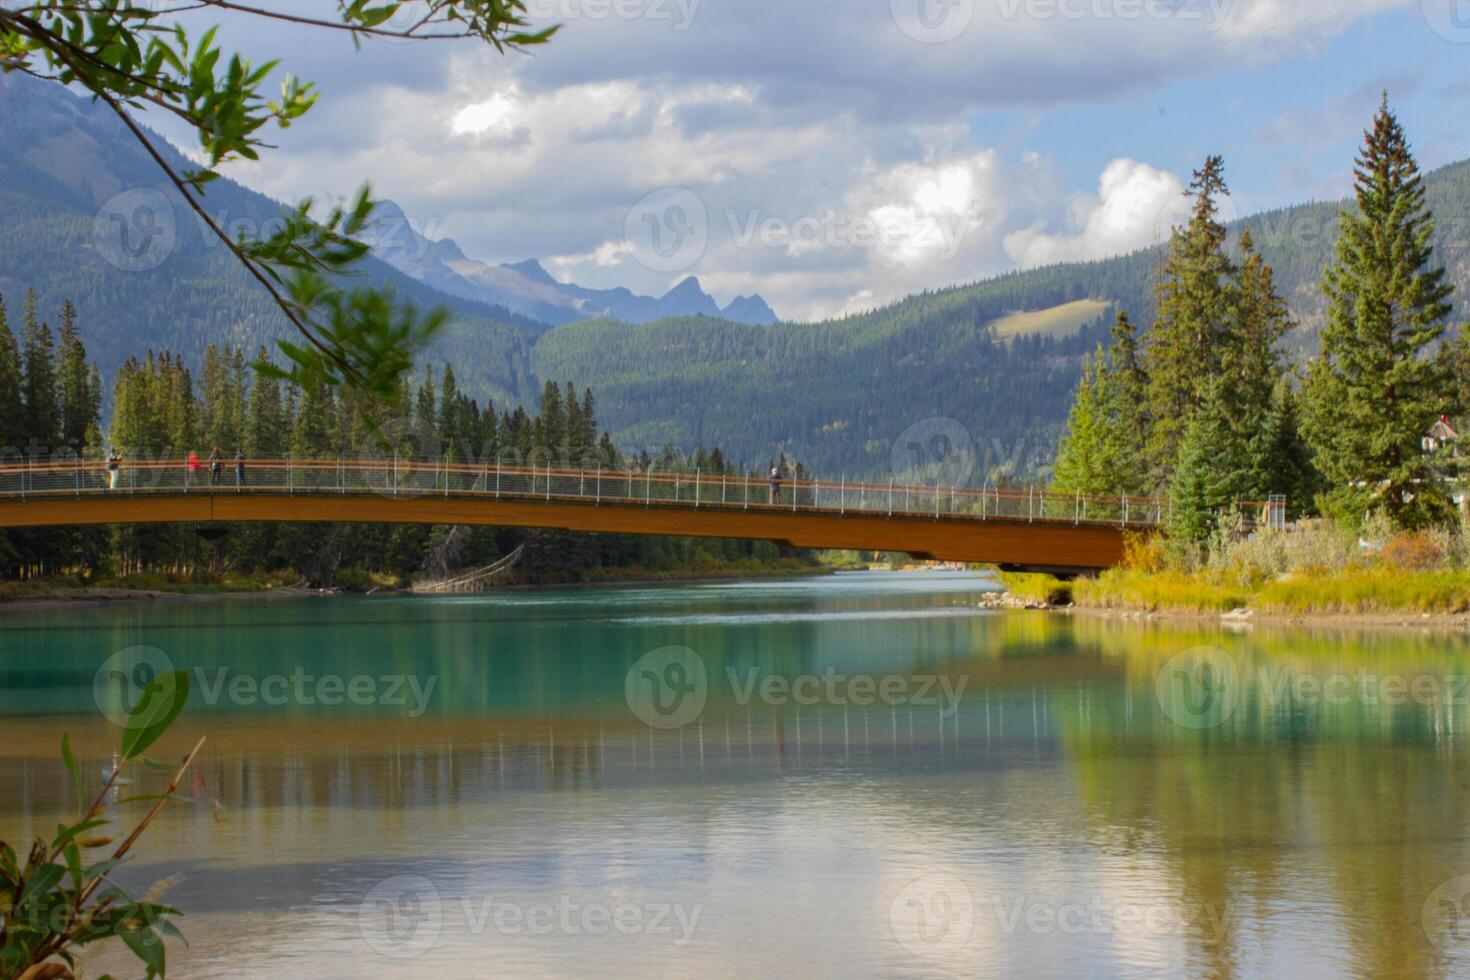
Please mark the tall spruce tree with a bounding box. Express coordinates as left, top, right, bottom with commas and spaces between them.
1145, 156, 1236, 485
1303, 96, 1456, 526
1107, 310, 1149, 492
1228, 227, 1295, 499
0, 293, 24, 451
1251, 378, 1317, 518
56, 300, 96, 452
246, 347, 287, 457
1051, 348, 1126, 496
20, 289, 60, 455
1167, 379, 1239, 544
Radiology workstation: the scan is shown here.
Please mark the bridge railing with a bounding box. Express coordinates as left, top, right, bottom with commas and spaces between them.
0, 456, 1174, 528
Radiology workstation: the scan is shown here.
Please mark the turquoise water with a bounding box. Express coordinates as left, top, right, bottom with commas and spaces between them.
3, 571, 1470, 977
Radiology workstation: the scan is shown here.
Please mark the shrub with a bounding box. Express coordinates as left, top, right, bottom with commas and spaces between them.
1382, 530, 1448, 572
1002, 573, 1073, 607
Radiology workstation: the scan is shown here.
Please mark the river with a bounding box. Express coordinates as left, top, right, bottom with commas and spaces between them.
2, 571, 1469, 978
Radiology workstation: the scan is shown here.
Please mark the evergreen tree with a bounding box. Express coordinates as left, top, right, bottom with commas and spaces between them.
246, 347, 287, 456
1250, 379, 1317, 518
1228, 227, 1295, 499
535, 380, 566, 464
56, 300, 96, 452
20, 289, 60, 455
437, 364, 461, 459
1145, 156, 1236, 484
1303, 97, 1456, 526
1051, 348, 1126, 496
1106, 310, 1149, 492
1167, 379, 1238, 544
0, 293, 24, 450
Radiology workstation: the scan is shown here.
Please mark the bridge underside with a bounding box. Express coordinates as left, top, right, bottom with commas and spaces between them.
0, 494, 1129, 573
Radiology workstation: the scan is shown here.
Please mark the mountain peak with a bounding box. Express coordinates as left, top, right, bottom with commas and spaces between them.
506, 258, 559, 287
722, 294, 778, 326
666, 276, 705, 297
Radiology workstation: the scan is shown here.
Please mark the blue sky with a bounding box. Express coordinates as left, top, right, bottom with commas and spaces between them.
994, 9, 1467, 211
159, 0, 1470, 320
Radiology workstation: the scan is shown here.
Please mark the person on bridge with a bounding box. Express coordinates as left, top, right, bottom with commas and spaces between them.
235, 450, 246, 490
186, 451, 201, 488
769, 466, 782, 505
209, 447, 223, 487
107, 448, 121, 490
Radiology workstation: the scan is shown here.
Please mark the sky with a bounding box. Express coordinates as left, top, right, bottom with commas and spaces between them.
147, 0, 1470, 322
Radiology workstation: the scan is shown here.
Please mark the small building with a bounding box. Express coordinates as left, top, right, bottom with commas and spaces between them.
1424, 415, 1459, 454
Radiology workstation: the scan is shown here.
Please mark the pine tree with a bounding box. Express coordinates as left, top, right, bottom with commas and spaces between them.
0, 293, 24, 450
20, 289, 60, 455
535, 380, 565, 464
1250, 379, 1317, 518
1303, 96, 1456, 526
1145, 156, 1236, 483
1167, 379, 1238, 544
246, 347, 287, 456
56, 300, 95, 452
1107, 310, 1149, 492
437, 364, 461, 459
1051, 348, 1126, 496
1228, 227, 1295, 498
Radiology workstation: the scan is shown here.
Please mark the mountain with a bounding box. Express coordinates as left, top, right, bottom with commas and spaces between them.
367, 209, 779, 326
5, 71, 1470, 479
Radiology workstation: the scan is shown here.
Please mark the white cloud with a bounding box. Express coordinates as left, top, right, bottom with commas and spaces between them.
1003, 158, 1185, 268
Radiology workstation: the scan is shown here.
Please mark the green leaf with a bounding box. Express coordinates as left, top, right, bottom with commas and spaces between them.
19, 862, 65, 907
61, 734, 85, 811
120, 670, 190, 761
120, 926, 166, 978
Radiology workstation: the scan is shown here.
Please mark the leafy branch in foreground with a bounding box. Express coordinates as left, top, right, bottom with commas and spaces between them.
1, 670, 198, 980
0, 1, 556, 399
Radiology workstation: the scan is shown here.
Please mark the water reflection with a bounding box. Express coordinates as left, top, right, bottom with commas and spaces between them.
1, 574, 1469, 977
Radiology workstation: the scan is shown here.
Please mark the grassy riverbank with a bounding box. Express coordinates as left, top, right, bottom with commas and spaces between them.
1004, 522, 1470, 619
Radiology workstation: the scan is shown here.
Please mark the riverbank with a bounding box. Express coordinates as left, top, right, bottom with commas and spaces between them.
999, 567, 1470, 630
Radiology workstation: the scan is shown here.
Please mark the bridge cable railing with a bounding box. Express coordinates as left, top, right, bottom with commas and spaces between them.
0, 455, 1174, 529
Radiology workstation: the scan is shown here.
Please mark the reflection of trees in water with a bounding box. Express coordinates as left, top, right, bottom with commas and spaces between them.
1049, 617, 1470, 979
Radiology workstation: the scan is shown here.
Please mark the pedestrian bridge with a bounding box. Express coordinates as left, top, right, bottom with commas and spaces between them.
0, 458, 1172, 574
